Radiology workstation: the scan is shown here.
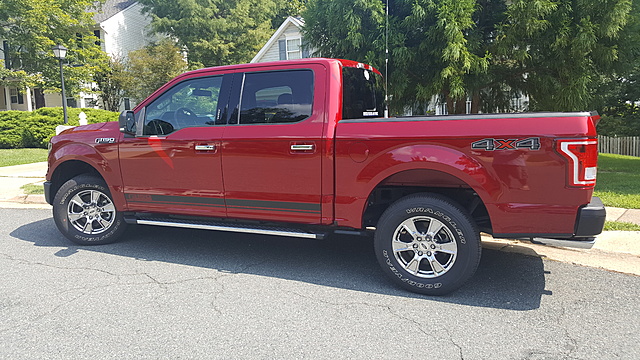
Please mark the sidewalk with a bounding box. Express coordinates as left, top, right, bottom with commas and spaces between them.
0, 162, 49, 208
0, 161, 638, 274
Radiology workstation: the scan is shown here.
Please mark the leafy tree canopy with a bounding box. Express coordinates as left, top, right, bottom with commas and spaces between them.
0, 0, 108, 95
138, 0, 280, 67
125, 39, 188, 102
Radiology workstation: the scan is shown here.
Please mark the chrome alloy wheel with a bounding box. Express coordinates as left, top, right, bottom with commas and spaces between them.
392, 216, 458, 278
67, 189, 116, 235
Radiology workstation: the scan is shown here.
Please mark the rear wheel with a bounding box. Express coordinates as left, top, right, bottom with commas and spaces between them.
53, 175, 126, 245
374, 193, 481, 295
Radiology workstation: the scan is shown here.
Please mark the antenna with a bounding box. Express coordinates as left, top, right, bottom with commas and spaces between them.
384, 0, 389, 118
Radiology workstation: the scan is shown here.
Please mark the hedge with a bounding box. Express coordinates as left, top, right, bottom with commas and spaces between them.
0, 107, 119, 149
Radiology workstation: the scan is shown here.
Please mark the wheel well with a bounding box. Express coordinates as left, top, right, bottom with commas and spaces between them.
50, 160, 104, 200
362, 170, 492, 233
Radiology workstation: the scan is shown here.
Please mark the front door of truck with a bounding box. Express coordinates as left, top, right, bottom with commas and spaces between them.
221, 66, 327, 224
119, 74, 230, 218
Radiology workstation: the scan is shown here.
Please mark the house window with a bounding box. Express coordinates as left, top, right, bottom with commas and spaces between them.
286, 38, 301, 60
94, 30, 101, 46
9, 88, 23, 104
279, 38, 306, 60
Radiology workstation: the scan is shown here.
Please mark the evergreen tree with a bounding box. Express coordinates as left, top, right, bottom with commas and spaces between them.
303, 0, 637, 114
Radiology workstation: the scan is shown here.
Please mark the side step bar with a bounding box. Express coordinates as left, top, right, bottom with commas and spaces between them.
529, 237, 596, 249
131, 216, 325, 240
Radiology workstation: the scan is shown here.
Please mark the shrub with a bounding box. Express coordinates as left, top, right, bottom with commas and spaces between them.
0, 108, 119, 149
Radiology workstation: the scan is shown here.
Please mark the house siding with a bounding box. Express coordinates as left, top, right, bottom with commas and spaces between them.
99, 2, 154, 58
253, 20, 309, 63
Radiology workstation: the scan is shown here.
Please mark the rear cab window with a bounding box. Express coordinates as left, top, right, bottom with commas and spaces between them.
342, 67, 385, 119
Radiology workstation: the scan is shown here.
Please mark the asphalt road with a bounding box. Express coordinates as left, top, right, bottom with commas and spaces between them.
1, 208, 638, 359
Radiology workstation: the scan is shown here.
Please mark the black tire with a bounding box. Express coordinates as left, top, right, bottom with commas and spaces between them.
53, 175, 127, 245
374, 193, 481, 295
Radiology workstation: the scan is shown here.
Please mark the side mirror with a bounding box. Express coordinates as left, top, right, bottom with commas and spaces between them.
119, 110, 136, 135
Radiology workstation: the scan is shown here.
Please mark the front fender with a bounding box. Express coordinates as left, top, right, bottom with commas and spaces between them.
48, 141, 125, 209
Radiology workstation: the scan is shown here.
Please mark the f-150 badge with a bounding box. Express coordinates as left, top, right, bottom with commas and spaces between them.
95, 138, 116, 144
472, 137, 541, 151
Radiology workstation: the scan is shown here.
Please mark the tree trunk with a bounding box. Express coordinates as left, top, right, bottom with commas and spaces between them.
471, 91, 480, 114
455, 98, 466, 114
34, 88, 45, 109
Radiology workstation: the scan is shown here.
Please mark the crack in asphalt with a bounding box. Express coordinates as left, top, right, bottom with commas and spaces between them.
0, 251, 233, 334
284, 290, 466, 356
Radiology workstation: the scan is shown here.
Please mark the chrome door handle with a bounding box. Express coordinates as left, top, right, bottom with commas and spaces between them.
290, 144, 315, 151
195, 144, 216, 151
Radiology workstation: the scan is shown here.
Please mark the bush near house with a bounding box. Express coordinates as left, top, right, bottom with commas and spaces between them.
0, 108, 119, 149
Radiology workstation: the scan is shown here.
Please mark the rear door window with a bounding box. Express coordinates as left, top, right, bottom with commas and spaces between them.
237, 70, 314, 124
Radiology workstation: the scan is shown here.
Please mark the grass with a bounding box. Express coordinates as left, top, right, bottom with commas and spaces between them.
604, 221, 640, 231
0, 148, 48, 167
594, 153, 640, 209
20, 183, 45, 195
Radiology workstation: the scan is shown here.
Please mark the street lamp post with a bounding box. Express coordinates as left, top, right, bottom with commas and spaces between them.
52, 44, 68, 124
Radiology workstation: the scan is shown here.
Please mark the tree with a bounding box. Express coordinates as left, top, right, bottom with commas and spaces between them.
303, 0, 489, 114
303, 0, 637, 114
0, 0, 108, 95
125, 39, 188, 102
138, 0, 279, 67
272, 0, 308, 28
93, 57, 133, 111
500, 0, 635, 111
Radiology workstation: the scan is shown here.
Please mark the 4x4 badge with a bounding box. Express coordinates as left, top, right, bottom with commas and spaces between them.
471, 137, 541, 151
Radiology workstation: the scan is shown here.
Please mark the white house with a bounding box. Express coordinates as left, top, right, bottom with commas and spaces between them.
252, 17, 313, 63
1, 0, 154, 112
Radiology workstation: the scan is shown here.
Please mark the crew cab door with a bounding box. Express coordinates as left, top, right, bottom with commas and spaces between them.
118, 74, 230, 218
221, 66, 326, 224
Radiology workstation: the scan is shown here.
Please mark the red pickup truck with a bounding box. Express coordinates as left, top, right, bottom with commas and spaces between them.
45, 58, 605, 295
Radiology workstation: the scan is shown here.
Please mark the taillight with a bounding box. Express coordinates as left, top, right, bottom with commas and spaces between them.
557, 139, 598, 187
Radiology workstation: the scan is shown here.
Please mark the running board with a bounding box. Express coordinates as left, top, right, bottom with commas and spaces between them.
529, 237, 595, 249
132, 217, 325, 240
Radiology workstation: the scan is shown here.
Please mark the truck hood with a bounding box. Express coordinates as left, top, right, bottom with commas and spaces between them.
56, 122, 110, 136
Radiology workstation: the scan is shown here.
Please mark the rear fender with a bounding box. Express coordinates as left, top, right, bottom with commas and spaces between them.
362, 145, 500, 198
347, 145, 502, 227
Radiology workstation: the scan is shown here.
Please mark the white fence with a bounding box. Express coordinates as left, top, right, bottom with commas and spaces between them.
598, 135, 640, 157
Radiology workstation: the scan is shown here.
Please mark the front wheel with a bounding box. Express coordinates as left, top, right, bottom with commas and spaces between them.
53, 175, 127, 245
374, 194, 481, 295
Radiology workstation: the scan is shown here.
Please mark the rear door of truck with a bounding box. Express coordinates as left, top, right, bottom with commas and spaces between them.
221, 63, 327, 224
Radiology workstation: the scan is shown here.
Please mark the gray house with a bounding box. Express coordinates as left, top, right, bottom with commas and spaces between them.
252, 17, 313, 63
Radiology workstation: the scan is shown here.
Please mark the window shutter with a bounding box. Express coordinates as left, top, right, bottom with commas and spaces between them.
301, 39, 310, 58
278, 40, 287, 60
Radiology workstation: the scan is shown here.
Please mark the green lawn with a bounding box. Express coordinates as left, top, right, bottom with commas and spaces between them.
20, 183, 45, 195
604, 221, 640, 231
0, 148, 48, 167
594, 153, 640, 209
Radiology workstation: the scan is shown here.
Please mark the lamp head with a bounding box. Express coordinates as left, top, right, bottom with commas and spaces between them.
52, 44, 67, 60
